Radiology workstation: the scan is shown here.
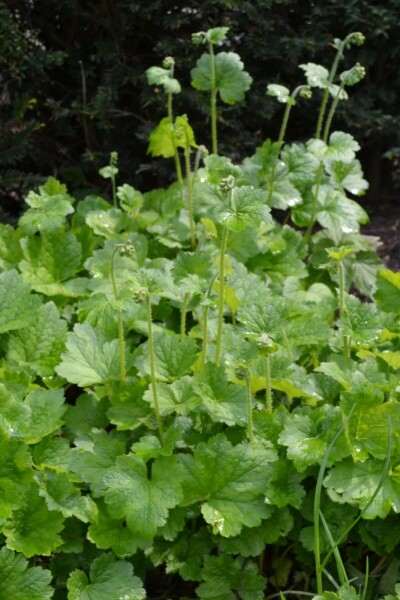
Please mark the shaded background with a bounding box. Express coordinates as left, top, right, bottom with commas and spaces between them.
1, 0, 400, 220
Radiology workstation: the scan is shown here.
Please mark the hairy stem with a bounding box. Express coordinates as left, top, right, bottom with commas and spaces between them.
146, 295, 164, 439
199, 302, 209, 368
323, 82, 345, 143
215, 226, 229, 365
167, 92, 184, 203
315, 38, 348, 139
110, 248, 126, 381
303, 161, 324, 245
264, 355, 272, 413
209, 41, 218, 154
338, 260, 350, 357
180, 292, 190, 339
184, 143, 196, 248
245, 373, 254, 443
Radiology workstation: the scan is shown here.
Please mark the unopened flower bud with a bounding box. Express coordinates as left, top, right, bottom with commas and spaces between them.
348, 31, 365, 47
162, 56, 175, 69
219, 175, 235, 192
299, 85, 312, 100
134, 287, 148, 304
192, 31, 206, 46
116, 242, 135, 257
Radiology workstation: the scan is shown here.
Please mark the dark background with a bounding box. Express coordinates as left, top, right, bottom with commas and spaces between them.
1, 0, 400, 219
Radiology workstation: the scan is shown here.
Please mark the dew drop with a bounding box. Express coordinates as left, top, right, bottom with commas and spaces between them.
264, 497, 271, 504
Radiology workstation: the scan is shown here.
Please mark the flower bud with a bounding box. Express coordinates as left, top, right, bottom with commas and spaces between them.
348, 31, 365, 46
134, 287, 148, 304
219, 175, 235, 192
299, 85, 312, 100
162, 56, 175, 69
192, 31, 206, 46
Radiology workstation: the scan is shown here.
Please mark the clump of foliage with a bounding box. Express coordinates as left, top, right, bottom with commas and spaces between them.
1, 25, 400, 600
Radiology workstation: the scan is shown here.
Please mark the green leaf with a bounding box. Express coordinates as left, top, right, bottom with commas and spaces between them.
70, 430, 126, 495
19, 231, 83, 296
264, 460, 306, 509
206, 26, 229, 44
0, 428, 33, 519
180, 434, 277, 537
67, 553, 145, 600
3, 483, 64, 557
191, 52, 252, 105
148, 115, 197, 158
375, 270, 400, 312
56, 323, 120, 387
219, 186, 272, 232
299, 63, 348, 99
0, 388, 66, 444
324, 459, 400, 519
337, 294, 382, 347
193, 363, 247, 426
326, 158, 368, 195
308, 132, 360, 163
103, 454, 184, 539
85, 208, 130, 239
19, 177, 74, 234
279, 406, 348, 472
117, 184, 143, 214
7, 302, 67, 377
315, 185, 368, 235
135, 331, 198, 381
0, 547, 53, 600
146, 65, 181, 94
0, 224, 23, 270
0, 270, 42, 334
143, 376, 201, 416
267, 84, 294, 104
88, 500, 149, 557
197, 554, 266, 600
36, 468, 98, 522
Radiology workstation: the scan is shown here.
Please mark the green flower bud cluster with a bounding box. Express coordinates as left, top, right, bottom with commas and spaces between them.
162, 56, 175, 69
115, 242, 135, 257
134, 287, 148, 304
340, 63, 366, 87
219, 175, 235, 192
299, 85, 312, 100
192, 31, 207, 46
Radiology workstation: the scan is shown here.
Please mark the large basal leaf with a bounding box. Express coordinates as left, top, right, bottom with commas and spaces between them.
3, 483, 64, 557
374, 269, 400, 313
0, 428, 33, 519
196, 554, 266, 600
0, 547, 53, 600
308, 132, 360, 164
56, 323, 120, 387
191, 52, 252, 105
103, 454, 184, 539
19, 231, 83, 296
0, 270, 42, 334
0, 388, 66, 445
135, 331, 198, 382
7, 301, 67, 377
179, 434, 277, 537
315, 185, 368, 235
67, 553, 145, 600
18, 177, 75, 234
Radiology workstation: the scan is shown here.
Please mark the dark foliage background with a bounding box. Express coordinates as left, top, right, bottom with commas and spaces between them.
1, 0, 400, 217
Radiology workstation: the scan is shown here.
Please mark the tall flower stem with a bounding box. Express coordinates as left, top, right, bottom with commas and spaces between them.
167, 92, 184, 204
268, 85, 310, 205
110, 247, 126, 382
338, 260, 350, 357
303, 161, 324, 245
199, 301, 209, 368
184, 141, 196, 248
146, 294, 164, 439
208, 40, 218, 154
180, 292, 190, 339
214, 225, 229, 365
245, 373, 254, 443
264, 355, 273, 413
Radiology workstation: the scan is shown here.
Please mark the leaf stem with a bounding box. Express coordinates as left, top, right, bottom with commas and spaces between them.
167, 92, 184, 203
209, 41, 218, 154
180, 292, 190, 339
264, 355, 273, 413
111, 247, 126, 381
215, 225, 229, 365
315, 38, 348, 139
184, 141, 196, 248
322, 82, 345, 144
199, 302, 209, 368
338, 260, 350, 357
245, 373, 254, 443
303, 161, 323, 245
146, 294, 164, 439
